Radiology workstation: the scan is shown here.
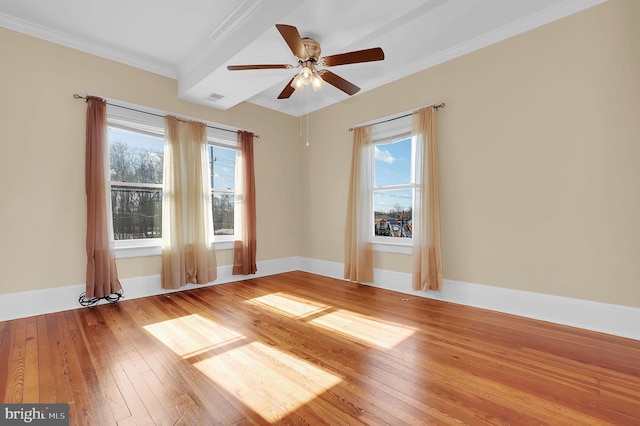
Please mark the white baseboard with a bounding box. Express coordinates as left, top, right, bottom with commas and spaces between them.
2, 256, 638, 342
0, 257, 302, 323
299, 257, 640, 341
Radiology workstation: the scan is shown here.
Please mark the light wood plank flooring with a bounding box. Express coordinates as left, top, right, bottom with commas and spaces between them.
1, 271, 639, 425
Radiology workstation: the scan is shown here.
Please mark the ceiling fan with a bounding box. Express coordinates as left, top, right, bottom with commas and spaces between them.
227, 24, 385, 99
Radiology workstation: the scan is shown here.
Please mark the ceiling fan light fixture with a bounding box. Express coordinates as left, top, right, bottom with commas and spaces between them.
311, 73, 325, 91
300, 66, 313, 85
291, 74, 305, 91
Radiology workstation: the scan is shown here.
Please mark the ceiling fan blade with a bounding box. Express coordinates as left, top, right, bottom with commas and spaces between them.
227, 64, 292, 71
276, 24, 308, 59
277, 77, 296, 99
321, 47, 385, 67
318, 70, 360, 95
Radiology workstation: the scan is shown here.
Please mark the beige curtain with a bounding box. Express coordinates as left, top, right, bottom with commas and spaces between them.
344, 126, 374, 282
233, 130, 258, 275
161, 116, 217, 289
85, 96, 122, 298
411, 106, 443, 291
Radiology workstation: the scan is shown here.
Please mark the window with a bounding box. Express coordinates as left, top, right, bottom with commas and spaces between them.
106, 104, 240, 255
371, 115, 415, 245
108, 126, 164, 241
208, 143, 237, 240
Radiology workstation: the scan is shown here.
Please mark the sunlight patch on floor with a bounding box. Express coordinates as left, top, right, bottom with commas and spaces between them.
143, 314, 244, 357
310, 309, 416, 349
247, 292, 329, 319
194, 341, 342, 422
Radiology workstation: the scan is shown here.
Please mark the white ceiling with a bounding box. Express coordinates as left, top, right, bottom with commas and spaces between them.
0, 0, 604, 116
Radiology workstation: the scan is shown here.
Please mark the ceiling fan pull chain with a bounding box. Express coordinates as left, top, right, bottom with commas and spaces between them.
306, 87, 310, 147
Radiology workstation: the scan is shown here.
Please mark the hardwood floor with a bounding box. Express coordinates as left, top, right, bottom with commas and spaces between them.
1, 271, 639, 425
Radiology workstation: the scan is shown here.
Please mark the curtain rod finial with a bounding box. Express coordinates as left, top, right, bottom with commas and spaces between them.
73, 93, 89, 103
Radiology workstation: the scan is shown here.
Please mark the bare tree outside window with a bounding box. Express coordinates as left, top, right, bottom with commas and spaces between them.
108, 127, 164, 240
107, 124, 238, 241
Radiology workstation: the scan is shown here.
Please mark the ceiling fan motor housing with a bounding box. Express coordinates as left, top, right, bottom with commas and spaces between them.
301, 38, 321, 61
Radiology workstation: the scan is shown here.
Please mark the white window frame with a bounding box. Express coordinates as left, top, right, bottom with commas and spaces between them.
106, 102, 239, 258
207, 135, 239, 245
107, 106, 165, 258
369, 115, 415, 255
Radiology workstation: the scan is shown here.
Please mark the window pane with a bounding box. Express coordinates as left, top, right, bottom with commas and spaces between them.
212, 192, 234, 235
109, 125, 164, 241
111, 185, 162, 240
209, 145, 236, 237
374, 137, 412, 187
108, 127, 164, 184
209, 145, 236, 190
373, 189, 413, 238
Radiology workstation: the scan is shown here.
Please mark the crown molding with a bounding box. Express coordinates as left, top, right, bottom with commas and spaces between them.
178, 0, 267, 76
0, 11, 177, 78
1, 0, 606, 117
264, 0, 608, 117
362, 0, 607, 97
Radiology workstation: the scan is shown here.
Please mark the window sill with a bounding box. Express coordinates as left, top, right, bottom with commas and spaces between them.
115, 244, 161, 259
372, 241, 413, 255
215, 240, 235, 251
114, 240, 235, 259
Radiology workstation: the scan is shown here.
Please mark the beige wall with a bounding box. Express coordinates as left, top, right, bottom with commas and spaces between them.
1, 0, 638, 310
300, 0, 640, 308
0, 27, 299, 294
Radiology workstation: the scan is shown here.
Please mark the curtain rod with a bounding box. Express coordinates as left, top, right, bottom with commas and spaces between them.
73, 94, 260, 138
348, 102, 445, 132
